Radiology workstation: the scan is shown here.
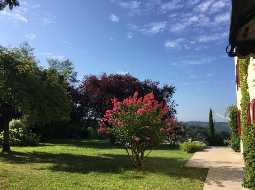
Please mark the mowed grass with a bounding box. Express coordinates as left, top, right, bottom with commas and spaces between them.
0, 140, 207, 190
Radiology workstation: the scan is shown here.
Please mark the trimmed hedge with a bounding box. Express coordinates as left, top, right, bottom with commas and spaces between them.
180, 140, 206, 153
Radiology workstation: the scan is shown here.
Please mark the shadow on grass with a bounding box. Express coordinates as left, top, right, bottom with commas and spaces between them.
0, 150, 207, 182
41, 139, 180, 151
41, 139, 120, 149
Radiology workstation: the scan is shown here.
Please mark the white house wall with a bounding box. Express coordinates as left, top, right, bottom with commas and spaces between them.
236, 57, 255, 109
248, 57, 255, 101
235, 57, 255, 154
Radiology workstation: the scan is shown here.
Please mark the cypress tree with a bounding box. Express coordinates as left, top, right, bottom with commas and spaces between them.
208, 108, 215, 145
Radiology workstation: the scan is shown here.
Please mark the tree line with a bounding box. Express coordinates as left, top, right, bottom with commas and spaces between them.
0, 44, 176, 152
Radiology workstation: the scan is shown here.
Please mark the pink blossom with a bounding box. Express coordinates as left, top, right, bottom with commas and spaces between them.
137, 97, 143, 104
160, 128, 166, 133
137, 108, 145, 115
133, 91, 138, 100
97, 127, 108, 135
143, 92, 154, 102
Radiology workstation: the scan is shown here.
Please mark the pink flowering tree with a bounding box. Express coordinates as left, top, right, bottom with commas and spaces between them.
98, 92, 176, 168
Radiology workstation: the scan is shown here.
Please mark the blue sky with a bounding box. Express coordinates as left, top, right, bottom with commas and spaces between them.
0, 0, 235, 122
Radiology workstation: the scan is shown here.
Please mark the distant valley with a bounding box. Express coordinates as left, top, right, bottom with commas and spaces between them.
184, 121, 229, 132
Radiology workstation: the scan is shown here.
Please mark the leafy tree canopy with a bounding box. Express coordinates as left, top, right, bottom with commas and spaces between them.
0, 0, 19, 10
80, 73, 176, 120
0, 44, 71, 151
48, 58, 78, 85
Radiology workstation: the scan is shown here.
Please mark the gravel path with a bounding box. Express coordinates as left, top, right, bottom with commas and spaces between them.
185, 147, 249, 190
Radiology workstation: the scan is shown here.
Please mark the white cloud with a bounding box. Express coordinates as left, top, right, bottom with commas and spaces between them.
130, 21, 167, 35
195, 0, 230, 16
117, 0, 142, 15
146, 21, 167, 34
169, 14, 210, 32
25, 33, 37, 40
195, 0, 214, 13
0, 1, 37, 23
198, 32, 228, 43
211, 1, 227, 11
39, 52, 66, 61
0, 9, 28, 23
115, 0, 230, 52
119, 1, 141, 9
109, 14, 119, 23
13, 13, 28, 22
42, 16, 56, 25
214, 12, 229, 24
165, 41, 175, 48
160, 0, 183, 12
114, 0, 165, 16
189, 0, 201, 6
0, 2, 44, 24
165, 38, 186, 48
165, 37, 201, 50
127, 33, 133, 39
164, 30, 227, 51
170, 23, 188, 32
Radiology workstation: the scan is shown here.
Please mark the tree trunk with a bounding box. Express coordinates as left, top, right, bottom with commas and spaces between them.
2, 119, 10, 153
135, 152, 143, 169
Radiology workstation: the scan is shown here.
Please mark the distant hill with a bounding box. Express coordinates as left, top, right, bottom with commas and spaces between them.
184, 121, 229, 133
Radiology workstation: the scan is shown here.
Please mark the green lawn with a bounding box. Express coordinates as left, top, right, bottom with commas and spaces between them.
0, 140, 207, 190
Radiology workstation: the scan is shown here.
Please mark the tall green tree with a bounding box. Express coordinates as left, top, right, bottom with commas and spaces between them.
226, 105, 240, 151
47, 58, 78, 85
47, 58, 82, 124
0, 44, 36, 152
208, 108, 215, 145
0, 0, 19, 10
0, 44, 71, 152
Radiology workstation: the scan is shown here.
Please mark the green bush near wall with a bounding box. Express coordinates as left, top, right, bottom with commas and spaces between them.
243, 124, 255, 188
227, 105, 240, 152
239, 58, 255, 188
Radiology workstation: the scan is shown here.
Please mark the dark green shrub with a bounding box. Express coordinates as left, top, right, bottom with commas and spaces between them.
226, 105, 240, 152
9, 119, 26, 130
243, 124, 255, 188
23, 132, 40, 146
0, 120, 39, 146
30, 121, 90, 140
231, 134, 240, 152
180, 140, 206, 153
213, 132, 230, 146
87, 126, 98, 139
